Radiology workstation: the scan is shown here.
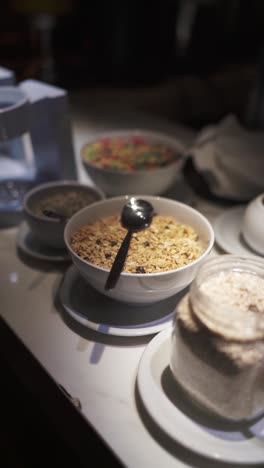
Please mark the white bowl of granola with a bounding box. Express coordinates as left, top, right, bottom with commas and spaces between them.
64, 195, 214, 305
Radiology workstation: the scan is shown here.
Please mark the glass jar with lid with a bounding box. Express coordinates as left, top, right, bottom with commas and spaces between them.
170, 254, 264, 421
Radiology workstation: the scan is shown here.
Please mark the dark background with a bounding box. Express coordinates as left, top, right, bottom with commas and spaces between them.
1, 2, 264, 467
1, 0, 264, 129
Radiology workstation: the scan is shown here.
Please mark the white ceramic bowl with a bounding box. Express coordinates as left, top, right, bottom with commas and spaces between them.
64, 195, 214, 305
23, 180, 105, 249
81, 129, 185, 196
241, 193, 264, 255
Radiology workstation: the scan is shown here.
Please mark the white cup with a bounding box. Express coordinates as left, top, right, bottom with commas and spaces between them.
241, 193, 264, 255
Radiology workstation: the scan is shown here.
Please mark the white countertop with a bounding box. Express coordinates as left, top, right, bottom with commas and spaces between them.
1, 107, 246, 468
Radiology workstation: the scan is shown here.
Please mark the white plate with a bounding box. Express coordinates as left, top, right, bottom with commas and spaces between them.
213, 206, 263, 256
17, 221, 71, 263
137, 327, 264, 464
59, 265, 185, 337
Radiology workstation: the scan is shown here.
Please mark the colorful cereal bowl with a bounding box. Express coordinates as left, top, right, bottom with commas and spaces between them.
81, 130, 185, 196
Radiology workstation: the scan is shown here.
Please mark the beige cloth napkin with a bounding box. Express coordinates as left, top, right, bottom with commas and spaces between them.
189, 115, 264, 200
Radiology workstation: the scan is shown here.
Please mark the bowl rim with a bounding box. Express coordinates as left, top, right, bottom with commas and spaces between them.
23, 179, 105, 223
64, 194, 215, 278
80, 128, 186, 175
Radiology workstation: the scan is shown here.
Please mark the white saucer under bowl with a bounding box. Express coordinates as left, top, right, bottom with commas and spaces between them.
137, 327, 264, 464
213, 206, 263, 257
59, 265, 185, 337
17, 221, 71, 263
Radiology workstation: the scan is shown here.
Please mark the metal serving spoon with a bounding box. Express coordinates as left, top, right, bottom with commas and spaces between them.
104, 198, 154, 290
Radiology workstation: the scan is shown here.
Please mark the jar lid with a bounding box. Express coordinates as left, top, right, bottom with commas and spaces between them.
190, 255, 264, 341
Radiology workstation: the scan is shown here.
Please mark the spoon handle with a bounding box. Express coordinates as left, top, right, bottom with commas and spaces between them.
104, 230, 133, 290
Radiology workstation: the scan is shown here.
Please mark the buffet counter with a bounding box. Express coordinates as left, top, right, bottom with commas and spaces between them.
2, 108, 257, 468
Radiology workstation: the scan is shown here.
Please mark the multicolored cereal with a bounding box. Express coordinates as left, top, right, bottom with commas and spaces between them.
82, 136, 179, 172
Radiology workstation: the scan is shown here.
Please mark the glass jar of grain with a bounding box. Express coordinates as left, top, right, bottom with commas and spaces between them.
170, 254, 264, 421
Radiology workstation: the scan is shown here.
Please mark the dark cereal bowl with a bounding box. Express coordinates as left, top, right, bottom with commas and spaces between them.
81, 129, 186, 196
23, 180, 105, 249
64, 195, 214, 306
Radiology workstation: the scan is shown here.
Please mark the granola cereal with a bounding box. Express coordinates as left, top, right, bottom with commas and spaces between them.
70, 214, 204, 273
